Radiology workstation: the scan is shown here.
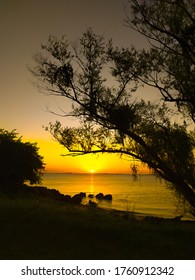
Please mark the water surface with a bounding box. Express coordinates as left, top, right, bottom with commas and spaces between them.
40, 173, 193, 219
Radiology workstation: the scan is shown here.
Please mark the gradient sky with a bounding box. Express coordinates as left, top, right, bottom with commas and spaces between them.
0, 0, 152, 173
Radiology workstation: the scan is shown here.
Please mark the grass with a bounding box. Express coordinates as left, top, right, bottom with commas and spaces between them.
0, 195, 195, 259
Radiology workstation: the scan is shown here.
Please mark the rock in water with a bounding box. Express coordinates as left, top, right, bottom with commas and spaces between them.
96, 193, 104, 200
104, 194, 112, 201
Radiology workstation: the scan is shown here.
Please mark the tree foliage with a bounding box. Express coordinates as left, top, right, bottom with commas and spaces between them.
31, 27, 195, 215
0, 129, 45, 192
125, 0, 195, 121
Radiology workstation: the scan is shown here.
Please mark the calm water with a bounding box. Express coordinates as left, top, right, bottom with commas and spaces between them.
40, 173, 193, 219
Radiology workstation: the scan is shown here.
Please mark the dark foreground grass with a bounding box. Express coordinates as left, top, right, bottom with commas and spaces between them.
0, 196, 195, 260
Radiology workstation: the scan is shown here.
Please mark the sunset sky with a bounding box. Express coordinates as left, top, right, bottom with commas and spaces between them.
0, 0, 154, 174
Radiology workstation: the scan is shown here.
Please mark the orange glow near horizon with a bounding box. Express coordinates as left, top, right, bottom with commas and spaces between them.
25, 137, 151, 174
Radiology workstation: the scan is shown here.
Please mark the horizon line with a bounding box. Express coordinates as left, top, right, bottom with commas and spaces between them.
43, 172, 153, 175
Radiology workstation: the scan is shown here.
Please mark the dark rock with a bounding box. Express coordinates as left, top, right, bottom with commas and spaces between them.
88, 200, 98, 208
96, 193, 104, 200
71, 194, 82, 204
78, 192, 86, 198
29, 186, 67, 202
104, 194, 112, 201
63, 195, 72, 203
88, 194, 94, 198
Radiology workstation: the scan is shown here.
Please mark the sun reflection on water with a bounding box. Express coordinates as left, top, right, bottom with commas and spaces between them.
89, 173, 94, 193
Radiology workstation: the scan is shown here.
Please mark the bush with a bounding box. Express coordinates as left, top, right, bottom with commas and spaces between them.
0, 129, 45, 192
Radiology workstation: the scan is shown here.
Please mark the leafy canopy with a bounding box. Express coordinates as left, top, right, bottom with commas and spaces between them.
0, 129, 45, 192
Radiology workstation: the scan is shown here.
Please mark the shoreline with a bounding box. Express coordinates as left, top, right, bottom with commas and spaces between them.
2, 184, 195, 222
30, 184, 195, 222
81, 203, 195, 222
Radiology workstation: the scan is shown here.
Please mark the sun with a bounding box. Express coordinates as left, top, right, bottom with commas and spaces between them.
90, 169, 95, 173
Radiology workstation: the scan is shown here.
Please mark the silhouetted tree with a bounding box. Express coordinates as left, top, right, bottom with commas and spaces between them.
31, 28, 195, 215
0, 129, 45, 192
125, 0, 195, 121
